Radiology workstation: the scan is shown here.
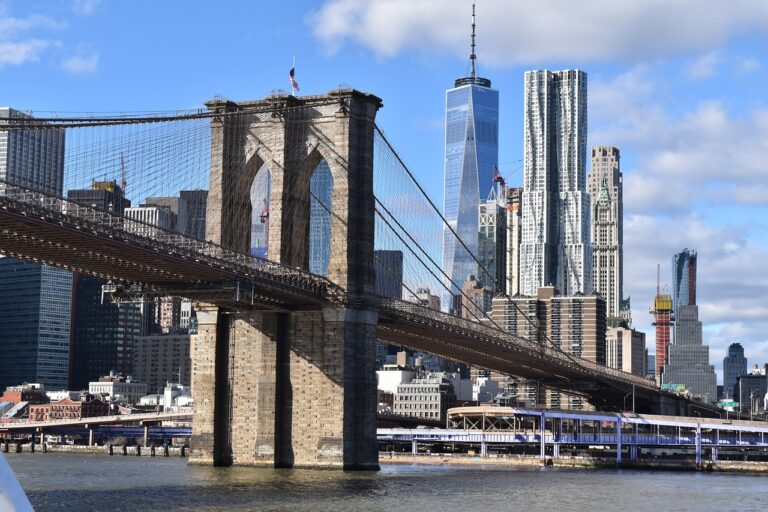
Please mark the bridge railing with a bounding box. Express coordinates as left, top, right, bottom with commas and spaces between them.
378, 297, 658, 390
0, 181, 339, 301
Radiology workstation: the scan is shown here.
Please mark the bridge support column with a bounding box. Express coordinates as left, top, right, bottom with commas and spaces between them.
616, 418, 622, 464
88, 427, 94, 447
411, 439, 417, 456
143, 425, 149, 448
539, 412, 546, 462
695, 425, 702, 468
553, 443, 560, 458
711, 446, 718, 462
630, 445, 638, 460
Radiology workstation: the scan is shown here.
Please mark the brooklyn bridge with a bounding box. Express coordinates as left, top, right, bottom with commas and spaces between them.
0, 89, 718, 470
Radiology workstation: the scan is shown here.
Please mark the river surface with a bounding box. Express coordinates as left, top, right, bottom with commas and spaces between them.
5, 453, 768, 512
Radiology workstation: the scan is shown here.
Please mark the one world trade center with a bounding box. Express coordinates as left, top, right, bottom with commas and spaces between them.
442, 3, 498, 313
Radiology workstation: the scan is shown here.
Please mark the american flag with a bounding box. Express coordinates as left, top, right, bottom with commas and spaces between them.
289, 68, 300, 92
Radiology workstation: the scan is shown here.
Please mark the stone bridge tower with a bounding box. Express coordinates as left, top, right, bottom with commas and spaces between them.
190, 89, 382, 469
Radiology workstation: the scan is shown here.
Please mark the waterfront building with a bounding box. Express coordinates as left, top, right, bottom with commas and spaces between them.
88, 373, 147, 405
588, 146, 623, 319
606, 326, 646, 377
0, 108, 71, 390
132, 333, 191, 393
0, 383, 47, 405
309, 159, 333, 275
442, 5, 498, 312
376, 364, 416, 395
374, 250, 404, 299
735, 370, 768, 414
28, 394, 108, 421
505, 187, 522, 296
477, 188, 506, 292
393, 374, 457, 421
662, 304, 717, 403
723, 343, 748, 400
519, 70, 591, 297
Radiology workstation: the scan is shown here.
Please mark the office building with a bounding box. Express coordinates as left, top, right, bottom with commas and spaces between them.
88, 372, 147, 405
0, 108, 71, 390
180, 190, 207, 240
723, 343, 748, 400
414, 288, 440, 310
374, 250, 404, 299
646, 353, 656, 379
144, 195, 188, 234
506, 187, 522, 296
519, 70, 591, 297
589, 146, 623, 319
662, 304, 717, 403
393, 374, 457, 421
69, 273, 143, 389
735, 370, 768, 414
67, 179, 131, 215
309, 159, 333, 275
606, 326, 646, 377
132, 333, 192, 393
442, 6, 498, 312
477, 188, 506, 292
124, 204, 177, 237
460, 275, 494, 319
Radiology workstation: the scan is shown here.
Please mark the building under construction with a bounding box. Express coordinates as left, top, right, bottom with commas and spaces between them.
651, 265, 673, 379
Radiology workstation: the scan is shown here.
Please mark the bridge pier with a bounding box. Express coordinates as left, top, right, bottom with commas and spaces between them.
191, 90, 382, 470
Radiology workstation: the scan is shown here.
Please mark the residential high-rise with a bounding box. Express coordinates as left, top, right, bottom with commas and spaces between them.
662, 304, 717, 403
415, 288, 440, 310
520, 70, 592, 297
442, 4, 498, 312
492, 286, 606, 409
0, 108, 71, 390
133, 333, 192, 392
145, 196, 188, 234
124, 204, 177, 237
461, 275, 494, 321
606, 326, 646, 377
477, 187, 506, 293
505, 187, 522, 296
672, 248, 697, 311
589, 146, 622, 318
723, 342, 747, 400
309, 160, 333, 276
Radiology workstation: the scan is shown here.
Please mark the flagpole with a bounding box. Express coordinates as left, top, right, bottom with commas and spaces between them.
292, 56, 296, 96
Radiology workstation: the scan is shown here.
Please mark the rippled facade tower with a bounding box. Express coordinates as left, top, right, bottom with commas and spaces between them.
520, 70, 592, 296
442, 73, 498, 311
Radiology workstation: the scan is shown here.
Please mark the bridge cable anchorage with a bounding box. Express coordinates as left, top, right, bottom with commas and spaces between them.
372, 125, 654, 404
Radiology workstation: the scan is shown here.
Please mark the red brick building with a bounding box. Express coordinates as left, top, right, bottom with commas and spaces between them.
27, 395, 108, 421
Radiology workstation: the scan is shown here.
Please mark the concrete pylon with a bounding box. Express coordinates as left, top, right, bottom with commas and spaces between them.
190, 89, 382, 470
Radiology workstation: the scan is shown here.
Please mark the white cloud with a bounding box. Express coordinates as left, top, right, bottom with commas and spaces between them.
62, 52, 98, 74
0, 39, 47, 67
738, 56, 760, 72
309, 0, 768, 65
684, 51, 720, 79
71, 0, 102, 16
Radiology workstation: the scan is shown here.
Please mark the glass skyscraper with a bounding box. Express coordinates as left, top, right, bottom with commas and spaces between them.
309, 159, 333, 276
672, 248, 697, 311
442, 57, 498, 312
0, 108, 72, 390
723, 342, 747, 400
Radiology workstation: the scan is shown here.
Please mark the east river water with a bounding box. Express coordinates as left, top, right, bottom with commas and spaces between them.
6, 453, 768, 512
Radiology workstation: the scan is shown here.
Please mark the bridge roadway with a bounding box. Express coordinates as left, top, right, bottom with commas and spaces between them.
0, 182, 714, 415
0, 412, 190, 432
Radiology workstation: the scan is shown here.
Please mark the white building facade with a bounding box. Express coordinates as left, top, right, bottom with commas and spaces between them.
520, 70, 592, 296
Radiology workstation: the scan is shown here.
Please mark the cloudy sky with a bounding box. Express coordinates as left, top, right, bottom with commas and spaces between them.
3, 0, 768, 381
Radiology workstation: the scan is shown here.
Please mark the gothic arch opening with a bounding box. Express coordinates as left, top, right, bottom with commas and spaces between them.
308, 159, 333, 276
249, 163, 271, 258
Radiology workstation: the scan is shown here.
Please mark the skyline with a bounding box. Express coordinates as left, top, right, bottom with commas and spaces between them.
2, 0, 768, 380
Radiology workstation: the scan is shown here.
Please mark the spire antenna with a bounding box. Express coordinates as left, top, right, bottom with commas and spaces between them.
470, 2, 477, 78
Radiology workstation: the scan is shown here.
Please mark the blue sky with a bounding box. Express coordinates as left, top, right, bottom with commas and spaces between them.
3, 0, 768, 381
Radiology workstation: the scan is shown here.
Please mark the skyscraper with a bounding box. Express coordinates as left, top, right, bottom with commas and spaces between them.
520, 70, 591, 296
589, 146, 623, 318
374, 250, 403, 299
723, 342, 747, 400
672, 248, 697, 312
442, 4, 498, 312
505, 187, 522, 296
477, 187, 506, 294
309, 160, 333, 276
67, 181, 142, 389
0, 108, 71, 389
662, 250, 717, 403
180, 190, 208, 240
